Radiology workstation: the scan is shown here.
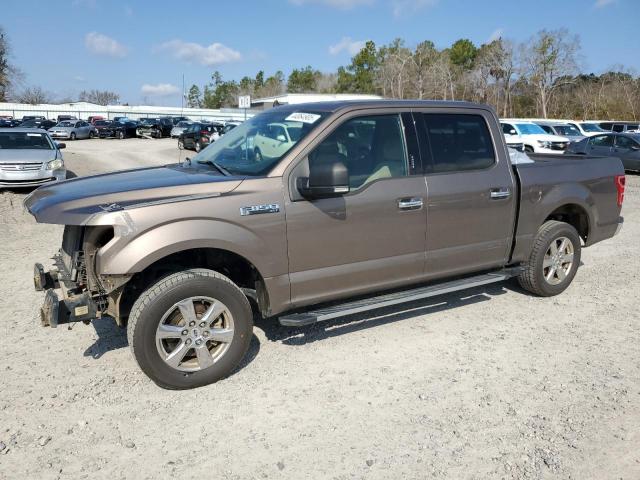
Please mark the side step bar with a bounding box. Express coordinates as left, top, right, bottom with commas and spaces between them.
279, 267, 522, 327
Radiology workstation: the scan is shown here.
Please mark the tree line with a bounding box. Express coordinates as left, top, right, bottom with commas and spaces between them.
2, 25, 638, 120
188, 29, 639, 121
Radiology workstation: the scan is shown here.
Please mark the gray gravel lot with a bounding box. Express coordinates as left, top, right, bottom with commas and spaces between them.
0, 138, 639, 479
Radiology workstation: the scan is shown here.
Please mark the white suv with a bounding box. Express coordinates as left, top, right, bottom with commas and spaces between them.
501, 121, 570, 154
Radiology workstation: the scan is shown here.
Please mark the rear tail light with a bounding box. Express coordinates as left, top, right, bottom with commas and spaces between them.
200, 130, 210, 135
615, 175, 625, 207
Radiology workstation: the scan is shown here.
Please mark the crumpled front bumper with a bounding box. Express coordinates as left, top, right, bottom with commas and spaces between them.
34, 260, 99, 328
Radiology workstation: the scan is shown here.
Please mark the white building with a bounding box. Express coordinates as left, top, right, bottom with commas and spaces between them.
251, 93, 383, 109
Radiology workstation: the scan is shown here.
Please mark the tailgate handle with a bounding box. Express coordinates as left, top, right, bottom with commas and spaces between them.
397, 197, 423, 210
490, 188, 511, 200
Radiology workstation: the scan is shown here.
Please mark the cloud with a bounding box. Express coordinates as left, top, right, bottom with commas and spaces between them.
391, 0, 438, 17
84, 32, 128, 58
157, 40, 241, 67
594, 0, 615, 7
289, 0, 373, 9
74, 76, 86, 82
487, 28, 503, 43
329, 37, 367, 55
141, 83, 180, 97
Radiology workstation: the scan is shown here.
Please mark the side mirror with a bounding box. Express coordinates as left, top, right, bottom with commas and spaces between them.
56, 142, 66, 149
630, 144, 640, 151
297, 160, 349, 199
276, 134, 286, 142
509, 129, 517, 135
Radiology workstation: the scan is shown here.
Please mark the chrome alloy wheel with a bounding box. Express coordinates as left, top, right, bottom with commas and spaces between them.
543, 236, 574, 285
155, 296, 234, 372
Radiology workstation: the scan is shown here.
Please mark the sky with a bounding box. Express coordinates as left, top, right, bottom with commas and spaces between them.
2, 0, 638, 106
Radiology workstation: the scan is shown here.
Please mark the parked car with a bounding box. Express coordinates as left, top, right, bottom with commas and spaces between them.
178, 122, 217, 152
221, 121, 241, 136
26, 100, 625, 389
208, 122, 225, 143
566, 132, 640, 171
170, 121, 192, 138
97, 120, 138, 139
501, 121, 570, 153
532, 121, 585, 143
88, 116, 105, 124
253, 122, 301, 161
137, 117, 173, 138
171, 116, 191, 125
48, 120, 95, 140
0, 128, 66, 188
599, 121, 640, 134
21, 116, 46, 122
113, 116, 130, 123
19, 119, 57, 130
56, 115, 77, 123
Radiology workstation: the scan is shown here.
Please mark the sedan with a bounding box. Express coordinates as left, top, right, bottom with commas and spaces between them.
566, 132, 640, 171
20, 119, 57, 130
0, 128, 67, 188
170, 121, 192, 138
48, 120, 95, 140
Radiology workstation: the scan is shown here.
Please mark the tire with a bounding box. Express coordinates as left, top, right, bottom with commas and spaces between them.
195, 141, 201, 153
89, 131, 95, 139
524, 145, 534, 153
518, 220, 582, 297
127, 269, 253, 390
70, 132, 76, 141
254, 148, 262, 162
178, 139, 184, 150
118, 131, 125, 140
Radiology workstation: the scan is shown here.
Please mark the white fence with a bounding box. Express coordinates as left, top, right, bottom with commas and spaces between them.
0, 102, 255, 123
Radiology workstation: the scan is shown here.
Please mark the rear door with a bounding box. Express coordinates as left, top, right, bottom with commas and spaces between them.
285, 111, 427, 306
416, 109, 517, 279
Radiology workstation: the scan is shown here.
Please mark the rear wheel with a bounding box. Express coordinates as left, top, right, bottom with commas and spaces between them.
118, 130, 125, 140
89, 131, 95, 139
127, 269, 253, 389
518, 220, 581, 297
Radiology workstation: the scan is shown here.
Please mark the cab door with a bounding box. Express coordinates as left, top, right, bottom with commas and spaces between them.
416, 109, 517, 279
587, 134, 614, 156
285, 111, 427, 307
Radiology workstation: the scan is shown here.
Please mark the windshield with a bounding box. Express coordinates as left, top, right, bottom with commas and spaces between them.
515, 123, 546, 135
57, 121, 74, 127
554, 125, 581, 136
193, 110, 327, 176
95, 120, 110, 126
177, 121, 191, 127
580, 123, 604, 133
141, 118, 159, 125
0, 131, 54, 150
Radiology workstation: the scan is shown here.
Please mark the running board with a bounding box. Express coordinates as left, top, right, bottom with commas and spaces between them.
278, 268, 522, 327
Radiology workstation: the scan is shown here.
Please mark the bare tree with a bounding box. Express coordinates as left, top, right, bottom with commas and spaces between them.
520, 29, 580, 118
16, 86, 51, 104
78, 89, 120, 105
0, 27, 23, 101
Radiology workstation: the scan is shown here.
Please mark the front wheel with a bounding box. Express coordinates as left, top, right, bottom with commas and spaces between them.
118, 130, 125, 140
70, 132, 76, 140
127, 269, 253, 390
518, 220, 582, 297
195, 141, 202, 153
89, 131, 95, 139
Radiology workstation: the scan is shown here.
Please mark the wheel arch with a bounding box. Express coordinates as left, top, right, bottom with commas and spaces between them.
544, 203, 590, 243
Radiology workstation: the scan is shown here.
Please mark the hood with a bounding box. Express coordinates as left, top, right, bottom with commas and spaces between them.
521, 133, 569, 143
0, 149, 57, 163
24, 163, 244, 225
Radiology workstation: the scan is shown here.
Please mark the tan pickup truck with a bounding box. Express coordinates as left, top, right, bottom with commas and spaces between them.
26, 100, 625, 389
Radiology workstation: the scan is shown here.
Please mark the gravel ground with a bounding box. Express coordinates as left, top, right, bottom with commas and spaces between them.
0, 139, 638, 479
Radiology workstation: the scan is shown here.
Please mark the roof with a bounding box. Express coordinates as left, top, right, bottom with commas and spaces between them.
270, 99, 494, 114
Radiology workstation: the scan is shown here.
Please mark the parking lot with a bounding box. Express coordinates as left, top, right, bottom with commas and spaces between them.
0, 139, 639, 479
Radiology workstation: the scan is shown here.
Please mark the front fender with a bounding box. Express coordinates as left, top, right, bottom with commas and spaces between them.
96, 218, 286, 279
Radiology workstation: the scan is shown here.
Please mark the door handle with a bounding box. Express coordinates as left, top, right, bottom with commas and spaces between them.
397, 197, 423, 210
490, 188, 511, 200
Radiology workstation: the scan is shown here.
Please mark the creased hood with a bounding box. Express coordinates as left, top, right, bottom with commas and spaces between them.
24, 163, 244, 225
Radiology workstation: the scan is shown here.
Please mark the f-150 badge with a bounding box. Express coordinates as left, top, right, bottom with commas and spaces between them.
240, 203, 281, 216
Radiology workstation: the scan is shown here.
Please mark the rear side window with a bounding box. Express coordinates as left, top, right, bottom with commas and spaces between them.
422, 114, 495, 173
615, 136, 639, 149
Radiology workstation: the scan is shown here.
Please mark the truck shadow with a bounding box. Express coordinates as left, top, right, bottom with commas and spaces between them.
255, 282, 511, 346
83, 316, 262, 372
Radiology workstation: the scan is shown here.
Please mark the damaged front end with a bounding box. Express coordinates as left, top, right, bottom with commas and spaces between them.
34, 225, 131, 328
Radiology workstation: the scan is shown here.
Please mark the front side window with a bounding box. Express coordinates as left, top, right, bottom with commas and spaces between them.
307, 114, 407, 190
554, 125, 581, 137
540, 125, 554, 134
590, 135, 614, 147
612, 124, 624, 133
423, 114, 495, 173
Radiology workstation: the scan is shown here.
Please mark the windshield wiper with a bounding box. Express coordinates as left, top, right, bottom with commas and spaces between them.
197, 160, 230, 176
